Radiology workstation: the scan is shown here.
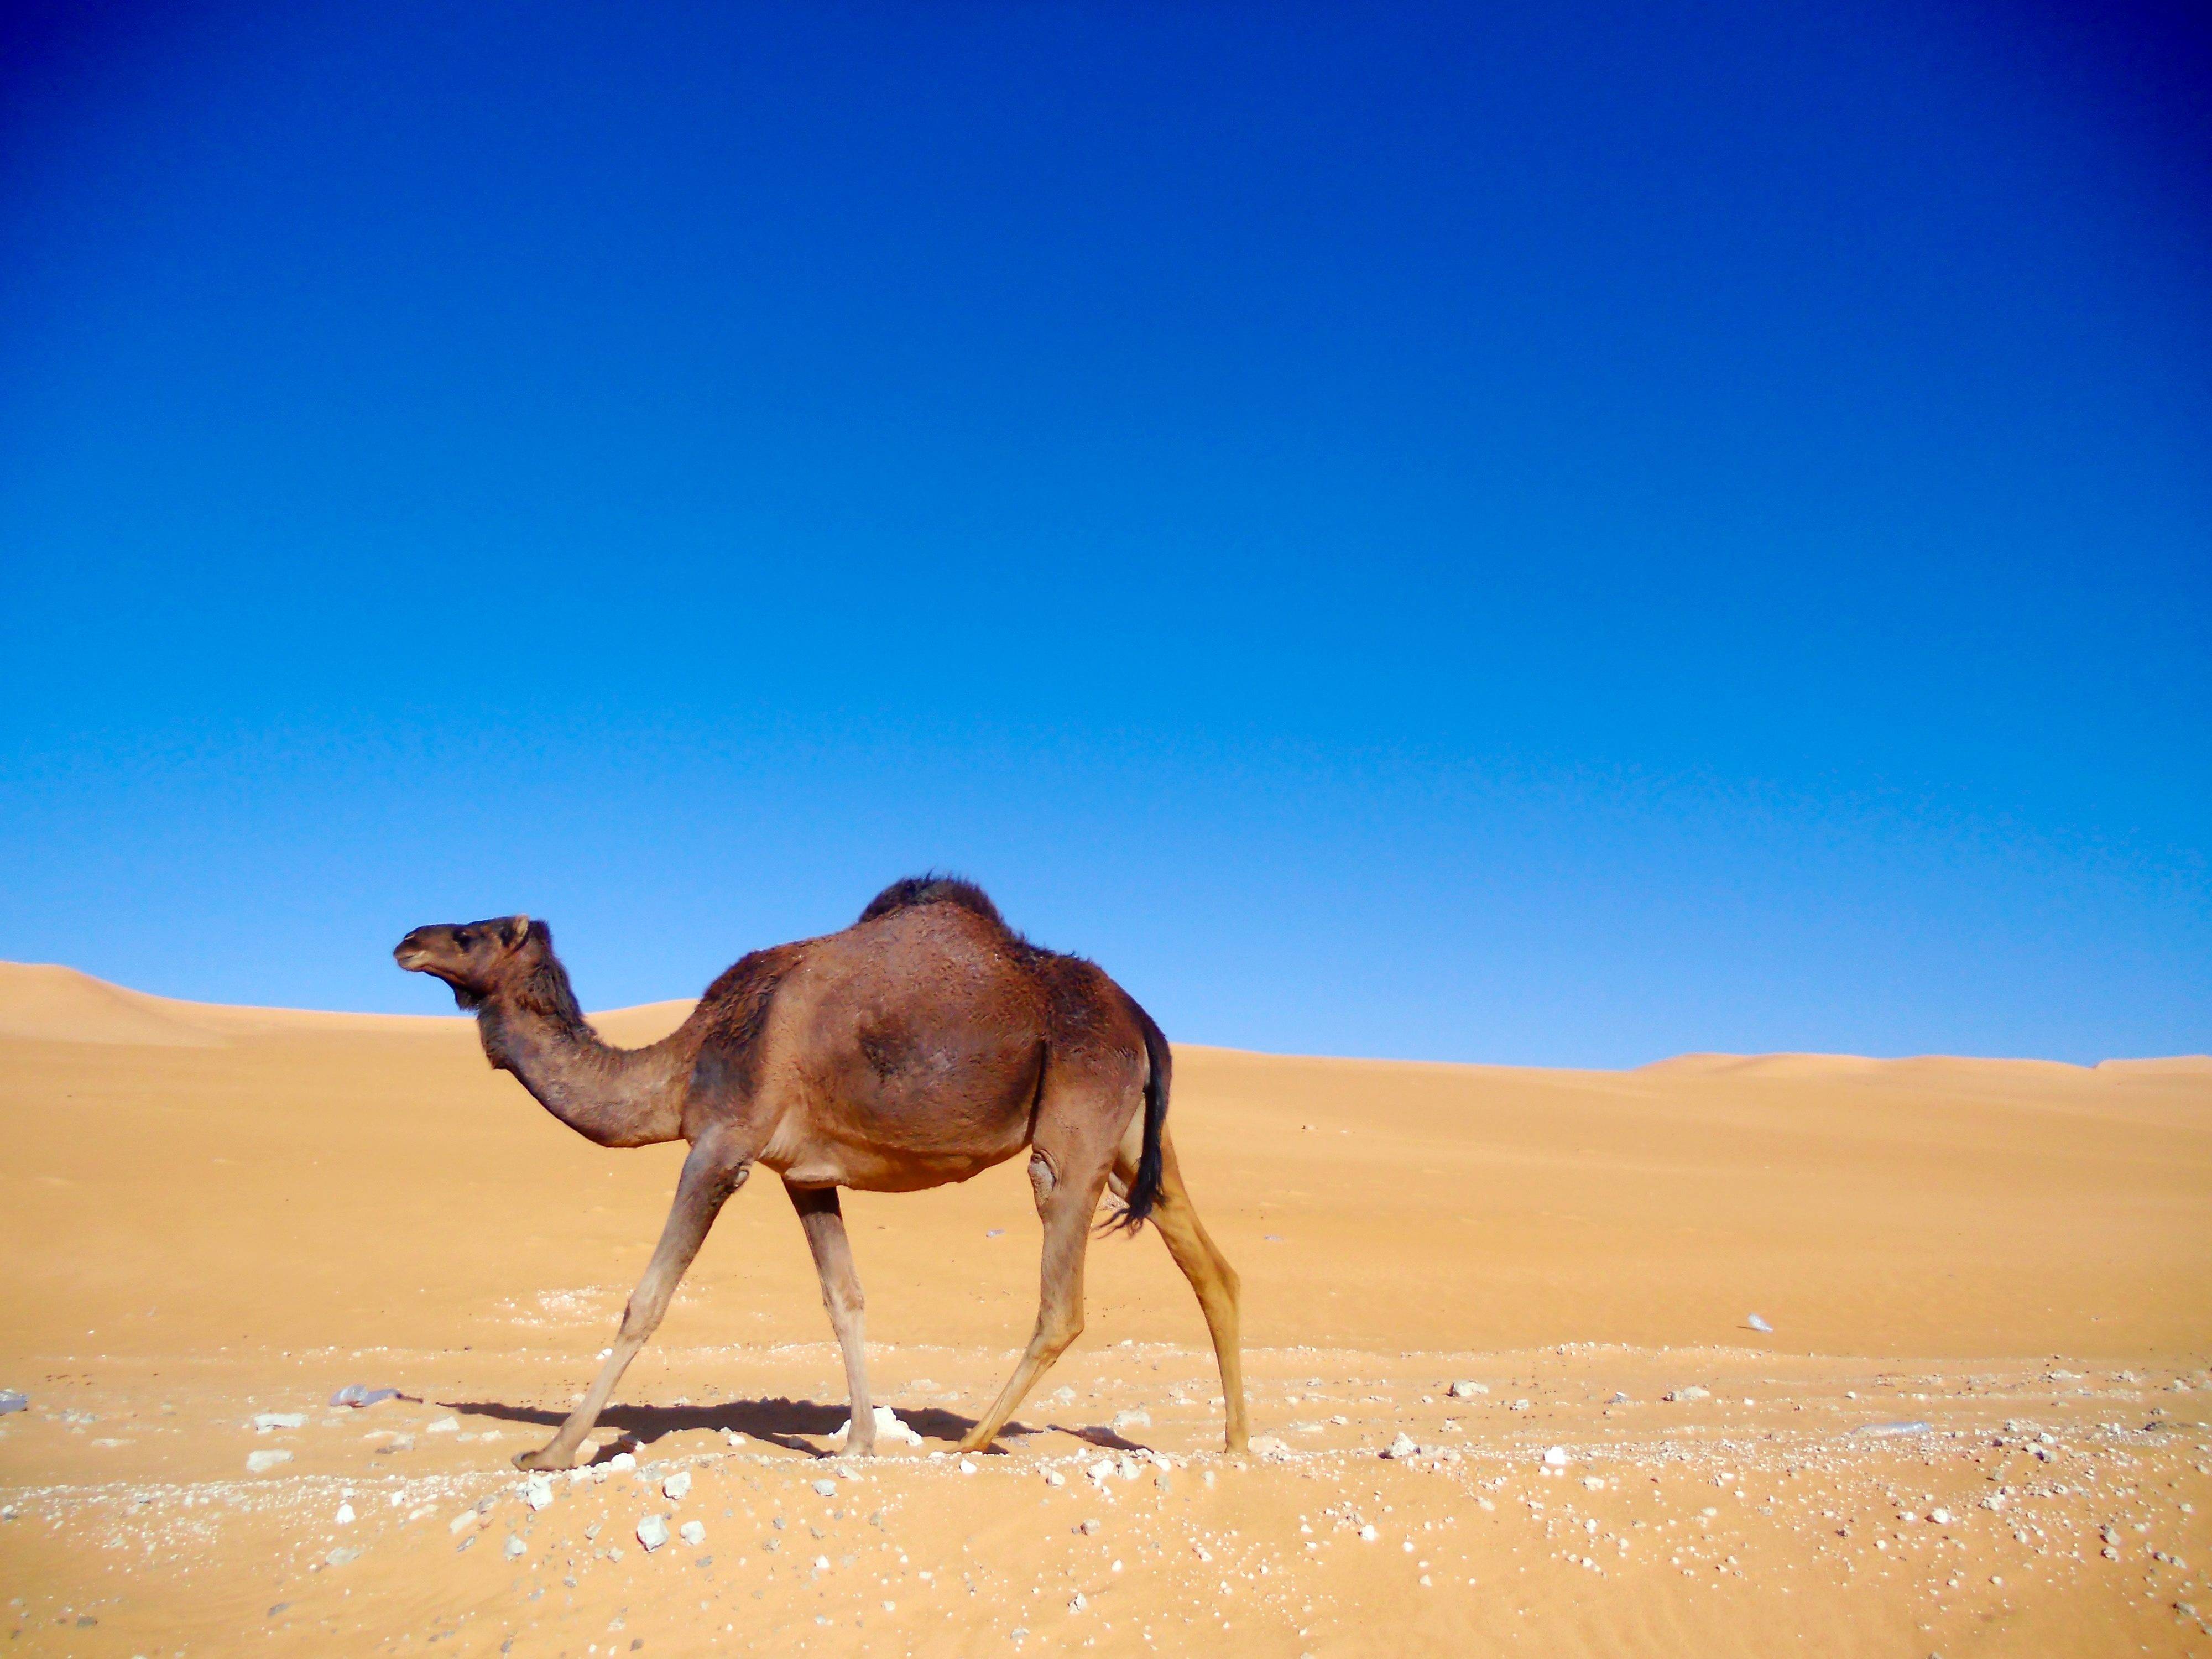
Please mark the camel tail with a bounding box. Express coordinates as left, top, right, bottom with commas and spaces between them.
1112, 1000, 1170, 1234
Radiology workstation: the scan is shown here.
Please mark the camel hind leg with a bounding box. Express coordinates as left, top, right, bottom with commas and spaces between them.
1114, 1124, 1247, 1452
958, 1136, 1117, 1453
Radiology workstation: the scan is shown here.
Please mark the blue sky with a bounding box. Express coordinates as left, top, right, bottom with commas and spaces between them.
2, 1, 2205, 1065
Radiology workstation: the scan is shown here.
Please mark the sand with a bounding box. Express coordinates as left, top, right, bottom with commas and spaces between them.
1, 959, 2206, 1656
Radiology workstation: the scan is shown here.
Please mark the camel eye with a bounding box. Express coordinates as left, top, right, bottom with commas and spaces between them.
453, 930, 472, 948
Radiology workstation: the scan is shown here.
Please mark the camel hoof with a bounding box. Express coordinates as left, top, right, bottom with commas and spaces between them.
514, 1446, 572, 1472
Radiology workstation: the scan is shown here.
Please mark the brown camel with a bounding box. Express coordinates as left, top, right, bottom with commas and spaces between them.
393, 875, 1247, 1470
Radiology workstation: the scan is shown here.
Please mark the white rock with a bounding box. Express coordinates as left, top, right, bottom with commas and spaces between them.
1581, 1476, 1604, 1491
1078, 1517, 1101, 1535
1248, 1434, 1291, 1457
1087, 1458, 1116, 1483
1358, 1524, 1379, 1542
1929, 1509, 1950, 1525
606, 1452, 637, 1473
958, 1459, 978, 1475
424, 1416, 460, 1434
335, 1503, 356, 1525
1115, 1455, 1139, 1480
1068, 1592, 1087, 1611
1542, 1447, 1568, 1467
679, 1520, 706, 1547
813, 1553, 831, 1573
1110, 1409, 1151, 1434
1447, 1381, 1487, 1399
326, 1547, 361, 1567
447, 1511, 476, 1535
636, 1514, 669, 1551
503, 1535, 525, 1560
1746, 1313, 1774, 1333
1383, 1433, 1420, 1460
1044, 1469, 1066, 1487
251, 1412, 306, 1432
246, 1449, 292, 1473
1664, 1387, 1710, 1402
663, 1471, 692, 1501
1509, 1399, 1531, 1412
828, 1405, 925, 1448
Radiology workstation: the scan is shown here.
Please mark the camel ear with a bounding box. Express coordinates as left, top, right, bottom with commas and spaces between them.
504, 915, 531, 949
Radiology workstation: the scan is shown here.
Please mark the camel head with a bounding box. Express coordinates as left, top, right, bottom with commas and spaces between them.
394, 915, 539, 1009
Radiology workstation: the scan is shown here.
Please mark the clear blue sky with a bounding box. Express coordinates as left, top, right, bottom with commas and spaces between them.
2, 1, 2205, 1065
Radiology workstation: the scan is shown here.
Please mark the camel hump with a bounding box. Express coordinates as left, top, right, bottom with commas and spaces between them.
855, 874, 1005, 929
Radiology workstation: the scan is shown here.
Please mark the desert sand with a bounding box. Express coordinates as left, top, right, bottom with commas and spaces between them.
1, 959, 2207, 1657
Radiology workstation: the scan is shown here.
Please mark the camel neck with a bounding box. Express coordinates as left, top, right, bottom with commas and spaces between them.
476, 992, 689, 1148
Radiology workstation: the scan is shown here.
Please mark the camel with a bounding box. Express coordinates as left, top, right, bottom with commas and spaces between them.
393, 875, 1247, 1470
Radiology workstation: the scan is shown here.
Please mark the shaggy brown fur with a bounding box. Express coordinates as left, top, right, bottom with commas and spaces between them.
394, 878, 1246, 1468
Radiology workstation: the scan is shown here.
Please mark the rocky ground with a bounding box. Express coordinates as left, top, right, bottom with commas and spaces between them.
4, 1342, 2208, 1657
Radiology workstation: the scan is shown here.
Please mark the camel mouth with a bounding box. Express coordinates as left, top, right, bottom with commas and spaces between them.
393, 943, 434, 972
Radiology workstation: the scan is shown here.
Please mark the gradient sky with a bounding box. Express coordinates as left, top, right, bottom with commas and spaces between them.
2, 1, 2206, 1065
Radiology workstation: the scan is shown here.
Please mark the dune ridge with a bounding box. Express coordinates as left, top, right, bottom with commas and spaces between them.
9, 961, 2203, 1075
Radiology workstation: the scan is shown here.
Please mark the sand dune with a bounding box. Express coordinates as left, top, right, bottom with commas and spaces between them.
1, 964, 2206, 1656
0, 963, 229, 1046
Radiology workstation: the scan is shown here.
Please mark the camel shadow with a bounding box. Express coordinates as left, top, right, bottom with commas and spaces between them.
439, 1396, 1051, 1458
1065, 1425, 1147, 1452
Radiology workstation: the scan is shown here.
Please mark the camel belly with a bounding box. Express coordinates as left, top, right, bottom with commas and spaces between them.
773, 1136, 1027, 1194
755, 1047, 1040, 1190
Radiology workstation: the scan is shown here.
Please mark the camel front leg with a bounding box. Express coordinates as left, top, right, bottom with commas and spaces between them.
515, 1129, 750, 1471
787, 1182, 875, 1455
